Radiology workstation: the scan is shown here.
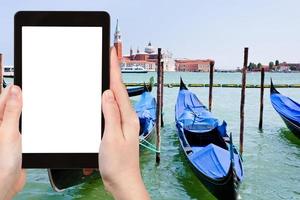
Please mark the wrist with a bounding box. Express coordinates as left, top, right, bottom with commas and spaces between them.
105, 173, 150, 200
0, 174, 10, 200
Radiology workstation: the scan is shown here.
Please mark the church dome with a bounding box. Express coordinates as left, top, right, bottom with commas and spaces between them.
144, 42, 155, 54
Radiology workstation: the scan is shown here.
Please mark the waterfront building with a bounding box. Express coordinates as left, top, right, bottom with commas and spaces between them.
286, 63, 300, 71
175, 59, 213, 72
113, 20, 175, 71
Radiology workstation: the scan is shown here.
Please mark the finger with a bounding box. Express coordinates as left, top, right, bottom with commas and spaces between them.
0, 85, 13, 123
1, 85, 22, 134
109, 47, 138, 136
102, 90, 122, 139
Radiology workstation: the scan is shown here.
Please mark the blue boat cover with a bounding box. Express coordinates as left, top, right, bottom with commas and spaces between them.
175, 87, 244, 181
189, 144, 243, 180
271, 93, 300, 126
175, 89, 227, 136
135, 92, 156, 137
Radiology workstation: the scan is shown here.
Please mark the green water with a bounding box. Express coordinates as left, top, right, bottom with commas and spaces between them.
13, 72, 300, 200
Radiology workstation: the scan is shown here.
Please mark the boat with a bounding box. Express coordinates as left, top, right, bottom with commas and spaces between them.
48, 86, 156, 191
270, 80, 300, 138
175, 79, 244, 200
121, 64, 148, 73
3, 66, 14, 77
127, 77, 154, 97
135, 86, 156, 142
3, 79, 7, 88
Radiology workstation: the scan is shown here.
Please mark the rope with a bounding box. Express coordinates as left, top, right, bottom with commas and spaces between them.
139, 138, 160, 153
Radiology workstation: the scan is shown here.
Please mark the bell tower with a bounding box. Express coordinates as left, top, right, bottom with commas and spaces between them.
114, 19, 122, 61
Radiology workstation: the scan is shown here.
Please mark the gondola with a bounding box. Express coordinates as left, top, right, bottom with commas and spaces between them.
127, 77, 153, 97
3, 80, 7, 88
48, 85, 156, 191
175, 79, 243, 200
270, 80, 300, 138
135, 85, 156, 143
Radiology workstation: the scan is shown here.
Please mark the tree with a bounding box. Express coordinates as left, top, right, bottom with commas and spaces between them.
257, 63, 262, 69
269, 61, 274, 70
275, 60, 279, 66
248, 62, 256, 71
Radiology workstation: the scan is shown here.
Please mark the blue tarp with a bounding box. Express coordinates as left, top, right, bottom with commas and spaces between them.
135, 92, 156, 136
175, 86, 244, 181
271, 93, 300, 126
175, 89, 227, 136
189, 144, 243, 180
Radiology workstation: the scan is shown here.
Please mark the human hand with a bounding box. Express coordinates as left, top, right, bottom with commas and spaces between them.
99, 48, 150, 200
0, 85, 26, 200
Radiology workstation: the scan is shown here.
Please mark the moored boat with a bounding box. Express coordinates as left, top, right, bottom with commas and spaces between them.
270, 80, 300, 138
175, 78, 243, 200
121, 64, 147, 73
135, 88, 156, 143
127, 77, 154, 97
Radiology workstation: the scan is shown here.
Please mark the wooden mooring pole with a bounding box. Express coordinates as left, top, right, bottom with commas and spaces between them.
240, 47, 248, 156
0, 54, 3, 94
156, 48, 162, 164
208, 60, 215, 112
258, 67, 265, 130
161, 61, 164, 127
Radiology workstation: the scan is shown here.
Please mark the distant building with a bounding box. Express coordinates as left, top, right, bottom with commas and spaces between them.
175, 59, 213, 72
251, 65, 270, 72
277, 62, 290, 72
113, 20, 175, 71
262, 65, 270, 71
285, 63, 300, 71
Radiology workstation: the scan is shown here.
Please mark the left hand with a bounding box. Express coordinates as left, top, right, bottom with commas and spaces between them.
0, 85, 26, 200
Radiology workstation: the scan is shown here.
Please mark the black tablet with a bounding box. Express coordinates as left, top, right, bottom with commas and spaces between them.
14, 11, 110, 168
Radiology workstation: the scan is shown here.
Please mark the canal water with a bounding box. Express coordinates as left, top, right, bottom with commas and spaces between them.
13, 72, 300, 200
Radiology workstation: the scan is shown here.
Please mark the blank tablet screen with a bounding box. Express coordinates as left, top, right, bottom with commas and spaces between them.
22, 26, 102, 153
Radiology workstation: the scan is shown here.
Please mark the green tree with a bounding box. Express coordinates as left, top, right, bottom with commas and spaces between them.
269, 61, 274, 70
275, 60, 279, 66
248, 62, 256, 71
257, 63, 262, 69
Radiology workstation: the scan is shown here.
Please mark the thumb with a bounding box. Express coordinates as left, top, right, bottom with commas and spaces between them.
2, 86, 22, 133
102, 90, 122, 139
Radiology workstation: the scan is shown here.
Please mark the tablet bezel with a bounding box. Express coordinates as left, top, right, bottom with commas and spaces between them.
14, 11, 110, 168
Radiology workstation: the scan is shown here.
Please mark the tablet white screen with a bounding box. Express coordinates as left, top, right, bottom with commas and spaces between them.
22, 26, 102, 153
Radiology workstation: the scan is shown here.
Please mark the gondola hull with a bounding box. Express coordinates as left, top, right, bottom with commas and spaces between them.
48, 169, 98, 192
177, 128, 239, 200
280, 114, 300, 138
270, 80, 300, 139
127, 77, 153, 97
175, 79, 243, 200
140, 124, 155, 142
127, 86, 147, 97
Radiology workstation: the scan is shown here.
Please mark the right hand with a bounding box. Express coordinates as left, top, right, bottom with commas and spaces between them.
98, 48, 150, 200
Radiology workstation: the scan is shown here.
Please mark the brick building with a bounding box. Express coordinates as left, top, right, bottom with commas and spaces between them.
175, 59, 213, 72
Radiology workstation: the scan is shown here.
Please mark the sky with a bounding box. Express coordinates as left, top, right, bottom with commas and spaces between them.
1, 0, 300, 69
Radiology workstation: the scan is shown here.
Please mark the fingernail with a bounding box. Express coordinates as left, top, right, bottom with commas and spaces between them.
9, 86, 19, 101
105, 90, 114, 101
